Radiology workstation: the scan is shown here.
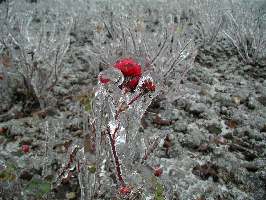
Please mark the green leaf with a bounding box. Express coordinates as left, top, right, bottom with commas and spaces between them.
11, 151, 24, 157
150, 176, 165, 200
154, 181, 165, 200
0, 163, 17, 182
88, 164, 96, 173
24, 178, 51, 198
176, 26, 183, 34
77, 95, 93, 112
84, 99, 92, 112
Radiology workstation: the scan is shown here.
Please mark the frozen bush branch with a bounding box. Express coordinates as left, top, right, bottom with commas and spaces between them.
223, 1, 266, 65
1, 0, 73, 109
183, 0, 227, 46
88, 14, 196, 99
55, 12, 197, 199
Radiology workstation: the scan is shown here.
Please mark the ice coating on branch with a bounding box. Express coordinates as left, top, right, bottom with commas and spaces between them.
54, 143, 80, 187
94, 67, 162, 195
42, 116, 66, 177
1, 0, 73, 109
98, 68, 124, 86
48, 4, 197, 197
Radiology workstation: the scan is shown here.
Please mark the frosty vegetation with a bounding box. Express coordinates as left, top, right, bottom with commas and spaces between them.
0, 0, 265, 199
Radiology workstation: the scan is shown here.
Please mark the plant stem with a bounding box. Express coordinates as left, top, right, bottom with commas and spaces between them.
128, 92, 143, 106
107, 131, 125, 186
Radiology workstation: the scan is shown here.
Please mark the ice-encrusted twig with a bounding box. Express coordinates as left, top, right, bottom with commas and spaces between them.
107, 129, 125, 186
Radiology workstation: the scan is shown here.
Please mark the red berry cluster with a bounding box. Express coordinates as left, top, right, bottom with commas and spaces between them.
114, 58, 142, 77
99, 58, 156, 94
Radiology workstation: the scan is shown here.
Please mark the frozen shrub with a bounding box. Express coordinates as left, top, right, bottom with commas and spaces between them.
189, 0, 227, 46
0, 44, 11, 113
56, 11, 196, 199
223, 0, 266, 65
0, 0, 73, 109
41, 116, 69, 177
0, 62, 10, 113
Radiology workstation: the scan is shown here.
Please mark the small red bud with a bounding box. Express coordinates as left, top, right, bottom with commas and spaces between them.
21, 145, 30, 154
119, 186, 131, 195
99, 74, 110, 84
0, 127, 8, 134
142, 80, 156, 92
154, 167, 163, 177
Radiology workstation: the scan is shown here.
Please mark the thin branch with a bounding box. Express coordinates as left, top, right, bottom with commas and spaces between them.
151, 28, 168, 64
127, 27, 137, 54
163, 39, 193, 78
107, 130, 125, 186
